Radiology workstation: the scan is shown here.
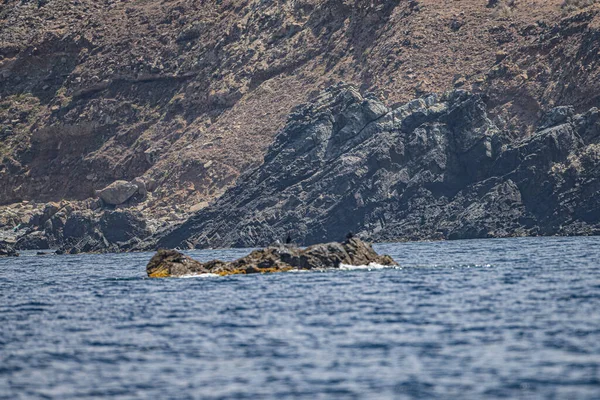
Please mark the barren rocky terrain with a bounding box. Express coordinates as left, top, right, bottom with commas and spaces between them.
1, 0, 600, 251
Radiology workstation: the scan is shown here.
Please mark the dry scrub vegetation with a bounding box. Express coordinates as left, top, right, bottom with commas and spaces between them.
562, 0, 598, 12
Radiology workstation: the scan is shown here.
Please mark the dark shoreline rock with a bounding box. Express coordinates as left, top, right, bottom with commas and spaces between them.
146, 237, 396, 278
13, 206, 152, 254
144, 83, 600, 250
0, 241, 19, 257
12, 82, 600, 254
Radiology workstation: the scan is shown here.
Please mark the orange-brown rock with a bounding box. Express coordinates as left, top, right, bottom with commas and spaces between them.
146, 249, 209, 278
146, 238, 397, 278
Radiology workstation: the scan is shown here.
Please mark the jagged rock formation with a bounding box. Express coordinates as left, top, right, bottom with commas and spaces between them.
0, 0, 590, 223
12, 202, 152, 254
0, 240, 18, 257
146, 237, 396, 278
150, 83, 600, 249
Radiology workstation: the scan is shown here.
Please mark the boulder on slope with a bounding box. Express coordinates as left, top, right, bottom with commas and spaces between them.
95, 180, 139, 206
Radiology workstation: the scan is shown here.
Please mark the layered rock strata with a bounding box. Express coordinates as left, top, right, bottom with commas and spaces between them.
150, 83, 600, 249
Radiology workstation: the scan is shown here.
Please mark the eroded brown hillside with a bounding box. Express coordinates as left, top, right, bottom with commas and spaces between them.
1, 0, 598, 228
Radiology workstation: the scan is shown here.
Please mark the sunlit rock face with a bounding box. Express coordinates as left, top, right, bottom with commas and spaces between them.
149, 83, 600, 250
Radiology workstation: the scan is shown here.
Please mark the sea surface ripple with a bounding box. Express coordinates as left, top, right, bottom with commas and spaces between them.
1, 237, 600, 399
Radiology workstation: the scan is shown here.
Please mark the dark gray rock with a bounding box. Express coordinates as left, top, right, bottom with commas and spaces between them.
57, 210, 151, 254
147, 83, 600, 249
147, 237, 396, 278
99, 210, 150, 244
15, 207, 152, 254
0, 241, 19, 257
15, 231, 49, 250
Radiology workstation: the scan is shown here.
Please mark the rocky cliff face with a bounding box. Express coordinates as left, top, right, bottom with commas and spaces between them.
13, 201, 153, 254
2, 1, 600, 249
485, 6, 600, 137
152, 83, 600, 249
0, 0, 587, 220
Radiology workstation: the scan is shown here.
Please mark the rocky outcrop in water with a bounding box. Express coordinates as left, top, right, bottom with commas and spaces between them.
149, 83, 600, 249
146, 237, 396, 278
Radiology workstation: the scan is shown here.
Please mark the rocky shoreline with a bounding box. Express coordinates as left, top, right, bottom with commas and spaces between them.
146, 237, 396, 278
0, 178, 178, 255
0, 200, 152, 255
2, 3, 600, 256
147, 84, 600, 250
0, 240, 18, 257
2, 83, 599, 255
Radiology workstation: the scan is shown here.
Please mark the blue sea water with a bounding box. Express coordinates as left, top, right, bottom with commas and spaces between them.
1, 236, 600, 399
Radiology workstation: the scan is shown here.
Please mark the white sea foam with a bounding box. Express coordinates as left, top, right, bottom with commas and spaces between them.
178, 273, 221, 279
176, 264, 399, 277
338, 263, 398, 271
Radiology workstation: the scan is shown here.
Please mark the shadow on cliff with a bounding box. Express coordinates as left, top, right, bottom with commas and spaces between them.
0, 34, 86, 106
305, 0, 401, 73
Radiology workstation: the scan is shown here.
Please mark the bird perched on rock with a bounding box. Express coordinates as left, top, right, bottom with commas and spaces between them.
285, 234, 292, 244
346, 232, 354, 240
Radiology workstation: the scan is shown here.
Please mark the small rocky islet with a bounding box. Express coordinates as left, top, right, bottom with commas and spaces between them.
146, 237, 396, 278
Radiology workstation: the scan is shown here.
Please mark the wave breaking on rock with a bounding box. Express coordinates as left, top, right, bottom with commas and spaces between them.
146, 237, 396, 278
